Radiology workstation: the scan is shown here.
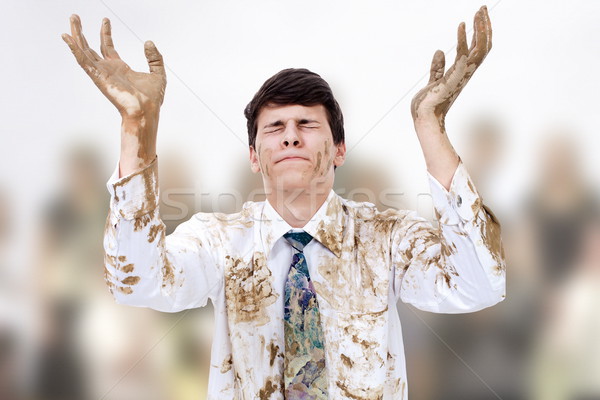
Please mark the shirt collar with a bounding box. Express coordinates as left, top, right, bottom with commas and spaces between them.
259, 190, 346, 259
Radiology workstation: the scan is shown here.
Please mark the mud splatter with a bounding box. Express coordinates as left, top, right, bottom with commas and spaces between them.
480, 204, 505, 273
257, 375, 283, 400
117, 286, 133, 295
121, 276, 140, 285
133, 208, 156, 232
121, 263, 134, 273
220, 353, 233, 373
114, 159, 158, 223
313, 151, 322, 175
147, 224, 162, 242
224, 252, 278, 326
341, 353, 354, 368
259, 145, 272, 178
268, 341, 279, 367
313, 197, 344, 257
160, 249, 175, 289
336, 380, 383, 400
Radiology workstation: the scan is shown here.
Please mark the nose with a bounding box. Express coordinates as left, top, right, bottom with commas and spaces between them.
281, 123, 301, 147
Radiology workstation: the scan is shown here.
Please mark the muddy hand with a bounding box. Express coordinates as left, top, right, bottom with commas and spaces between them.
411, 5, 492, 129
62, 14, 166, 120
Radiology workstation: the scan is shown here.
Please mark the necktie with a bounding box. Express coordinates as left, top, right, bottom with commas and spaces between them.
283, 231, 328, 399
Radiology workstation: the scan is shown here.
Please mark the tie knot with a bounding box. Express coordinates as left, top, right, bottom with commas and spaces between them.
283, 231, 313, 252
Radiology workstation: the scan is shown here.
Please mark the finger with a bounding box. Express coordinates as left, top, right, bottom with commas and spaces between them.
482, 5, 492, 52
86, 46, 102, 62
455, 22, 468, 62
62, 32, 101, 79
100, 18, 121, 60
144, 41, 166, 77
70, 14, 90, 51
469, 8, 479, 52
62, 33, 93, 68
70, 14, 101, 62
468, 6, 491, 65
428, 50, 445, 84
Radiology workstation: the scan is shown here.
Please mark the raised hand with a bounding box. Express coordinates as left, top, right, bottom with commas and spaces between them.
62, 14, 167, 175
411, 5, 492, 131
62, 15, 166, 119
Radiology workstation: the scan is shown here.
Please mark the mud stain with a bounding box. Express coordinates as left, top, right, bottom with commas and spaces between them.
121, 276, 140, 285
257, 375, 283, 399
224, 252, 278, 326
147, 224, 162, 242
220, 353, 233, 373
268, 341, 280, 367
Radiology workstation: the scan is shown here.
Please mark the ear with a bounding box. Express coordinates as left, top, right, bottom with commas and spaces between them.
333, 142, 346, 167
249, 146, 261, 173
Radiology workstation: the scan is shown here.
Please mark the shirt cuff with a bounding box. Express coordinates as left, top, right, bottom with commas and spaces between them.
427, 162, 482, 226
106, 158, 159, 220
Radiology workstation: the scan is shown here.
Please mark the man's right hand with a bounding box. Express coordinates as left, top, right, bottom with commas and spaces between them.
62, 14, 167, 176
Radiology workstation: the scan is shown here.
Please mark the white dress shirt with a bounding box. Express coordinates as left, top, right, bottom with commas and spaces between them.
104, 158, 505, 399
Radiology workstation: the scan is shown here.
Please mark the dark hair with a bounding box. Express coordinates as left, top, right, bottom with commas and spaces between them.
244, 68, 345, 148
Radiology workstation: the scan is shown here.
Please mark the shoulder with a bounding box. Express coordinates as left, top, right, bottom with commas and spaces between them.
188, 201, 264, 230
338, 195, 416, 228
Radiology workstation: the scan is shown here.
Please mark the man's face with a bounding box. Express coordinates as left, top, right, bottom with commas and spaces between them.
249, 104, 346, 193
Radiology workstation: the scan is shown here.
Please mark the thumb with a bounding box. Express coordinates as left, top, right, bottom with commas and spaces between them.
144, 40, 166, 77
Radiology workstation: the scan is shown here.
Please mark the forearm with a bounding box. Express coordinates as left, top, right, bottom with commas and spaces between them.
119, 113, 159, 177
413, 115, 460, 190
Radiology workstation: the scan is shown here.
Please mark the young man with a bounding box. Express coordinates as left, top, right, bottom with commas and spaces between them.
63, 6, 505, 399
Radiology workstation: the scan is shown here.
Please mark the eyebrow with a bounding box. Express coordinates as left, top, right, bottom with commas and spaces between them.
262, 119, 321, 129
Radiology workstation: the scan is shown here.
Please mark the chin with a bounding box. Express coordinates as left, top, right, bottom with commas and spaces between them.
267, 170, 332, 193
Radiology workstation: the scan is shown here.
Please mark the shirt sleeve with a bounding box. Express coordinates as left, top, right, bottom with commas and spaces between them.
103, 158, 222, 313
393, 162, 506, 313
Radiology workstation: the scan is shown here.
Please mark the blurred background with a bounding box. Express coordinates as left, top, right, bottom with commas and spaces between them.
1, 0, 599, 399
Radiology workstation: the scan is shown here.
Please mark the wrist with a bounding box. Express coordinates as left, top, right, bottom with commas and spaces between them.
413, 113, 445, 135
119, 113, 159, 177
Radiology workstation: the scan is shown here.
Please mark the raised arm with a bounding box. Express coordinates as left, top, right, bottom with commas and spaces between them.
62, 16, 220, 312
62, 14, 166, 176
411, 5, 492, 190
394, 6, 505, 313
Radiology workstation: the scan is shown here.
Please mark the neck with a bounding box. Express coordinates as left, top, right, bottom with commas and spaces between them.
266, 185, 332, 228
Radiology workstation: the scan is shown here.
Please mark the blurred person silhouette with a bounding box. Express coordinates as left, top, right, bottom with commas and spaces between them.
524, 133, 599, 289
530, 217, 600, 400
77, 291, 169, 400
0, 190, 22, 400
157, 151, 213, 399
508, 131, 600, 400
32, 145, 108, 400
162, 307, 214, 400
424, 116, 532, 400
34, 146, 171, 400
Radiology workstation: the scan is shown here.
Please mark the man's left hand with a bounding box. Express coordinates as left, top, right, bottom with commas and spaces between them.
411, 5, 492, 130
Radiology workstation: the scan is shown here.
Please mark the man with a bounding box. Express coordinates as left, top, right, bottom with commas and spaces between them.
62, 5, 505, 399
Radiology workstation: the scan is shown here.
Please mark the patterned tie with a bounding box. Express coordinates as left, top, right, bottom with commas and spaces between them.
283, 231, 328, 399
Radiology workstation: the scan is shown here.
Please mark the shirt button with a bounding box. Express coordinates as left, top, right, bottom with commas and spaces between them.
477, 239, 483, 246
456, 195, 462, 207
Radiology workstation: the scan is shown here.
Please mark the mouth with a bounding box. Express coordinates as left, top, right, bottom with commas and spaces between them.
275, 155, 309, 164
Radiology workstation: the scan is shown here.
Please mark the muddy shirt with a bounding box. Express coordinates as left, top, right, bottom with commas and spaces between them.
103, 158, 505, 399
